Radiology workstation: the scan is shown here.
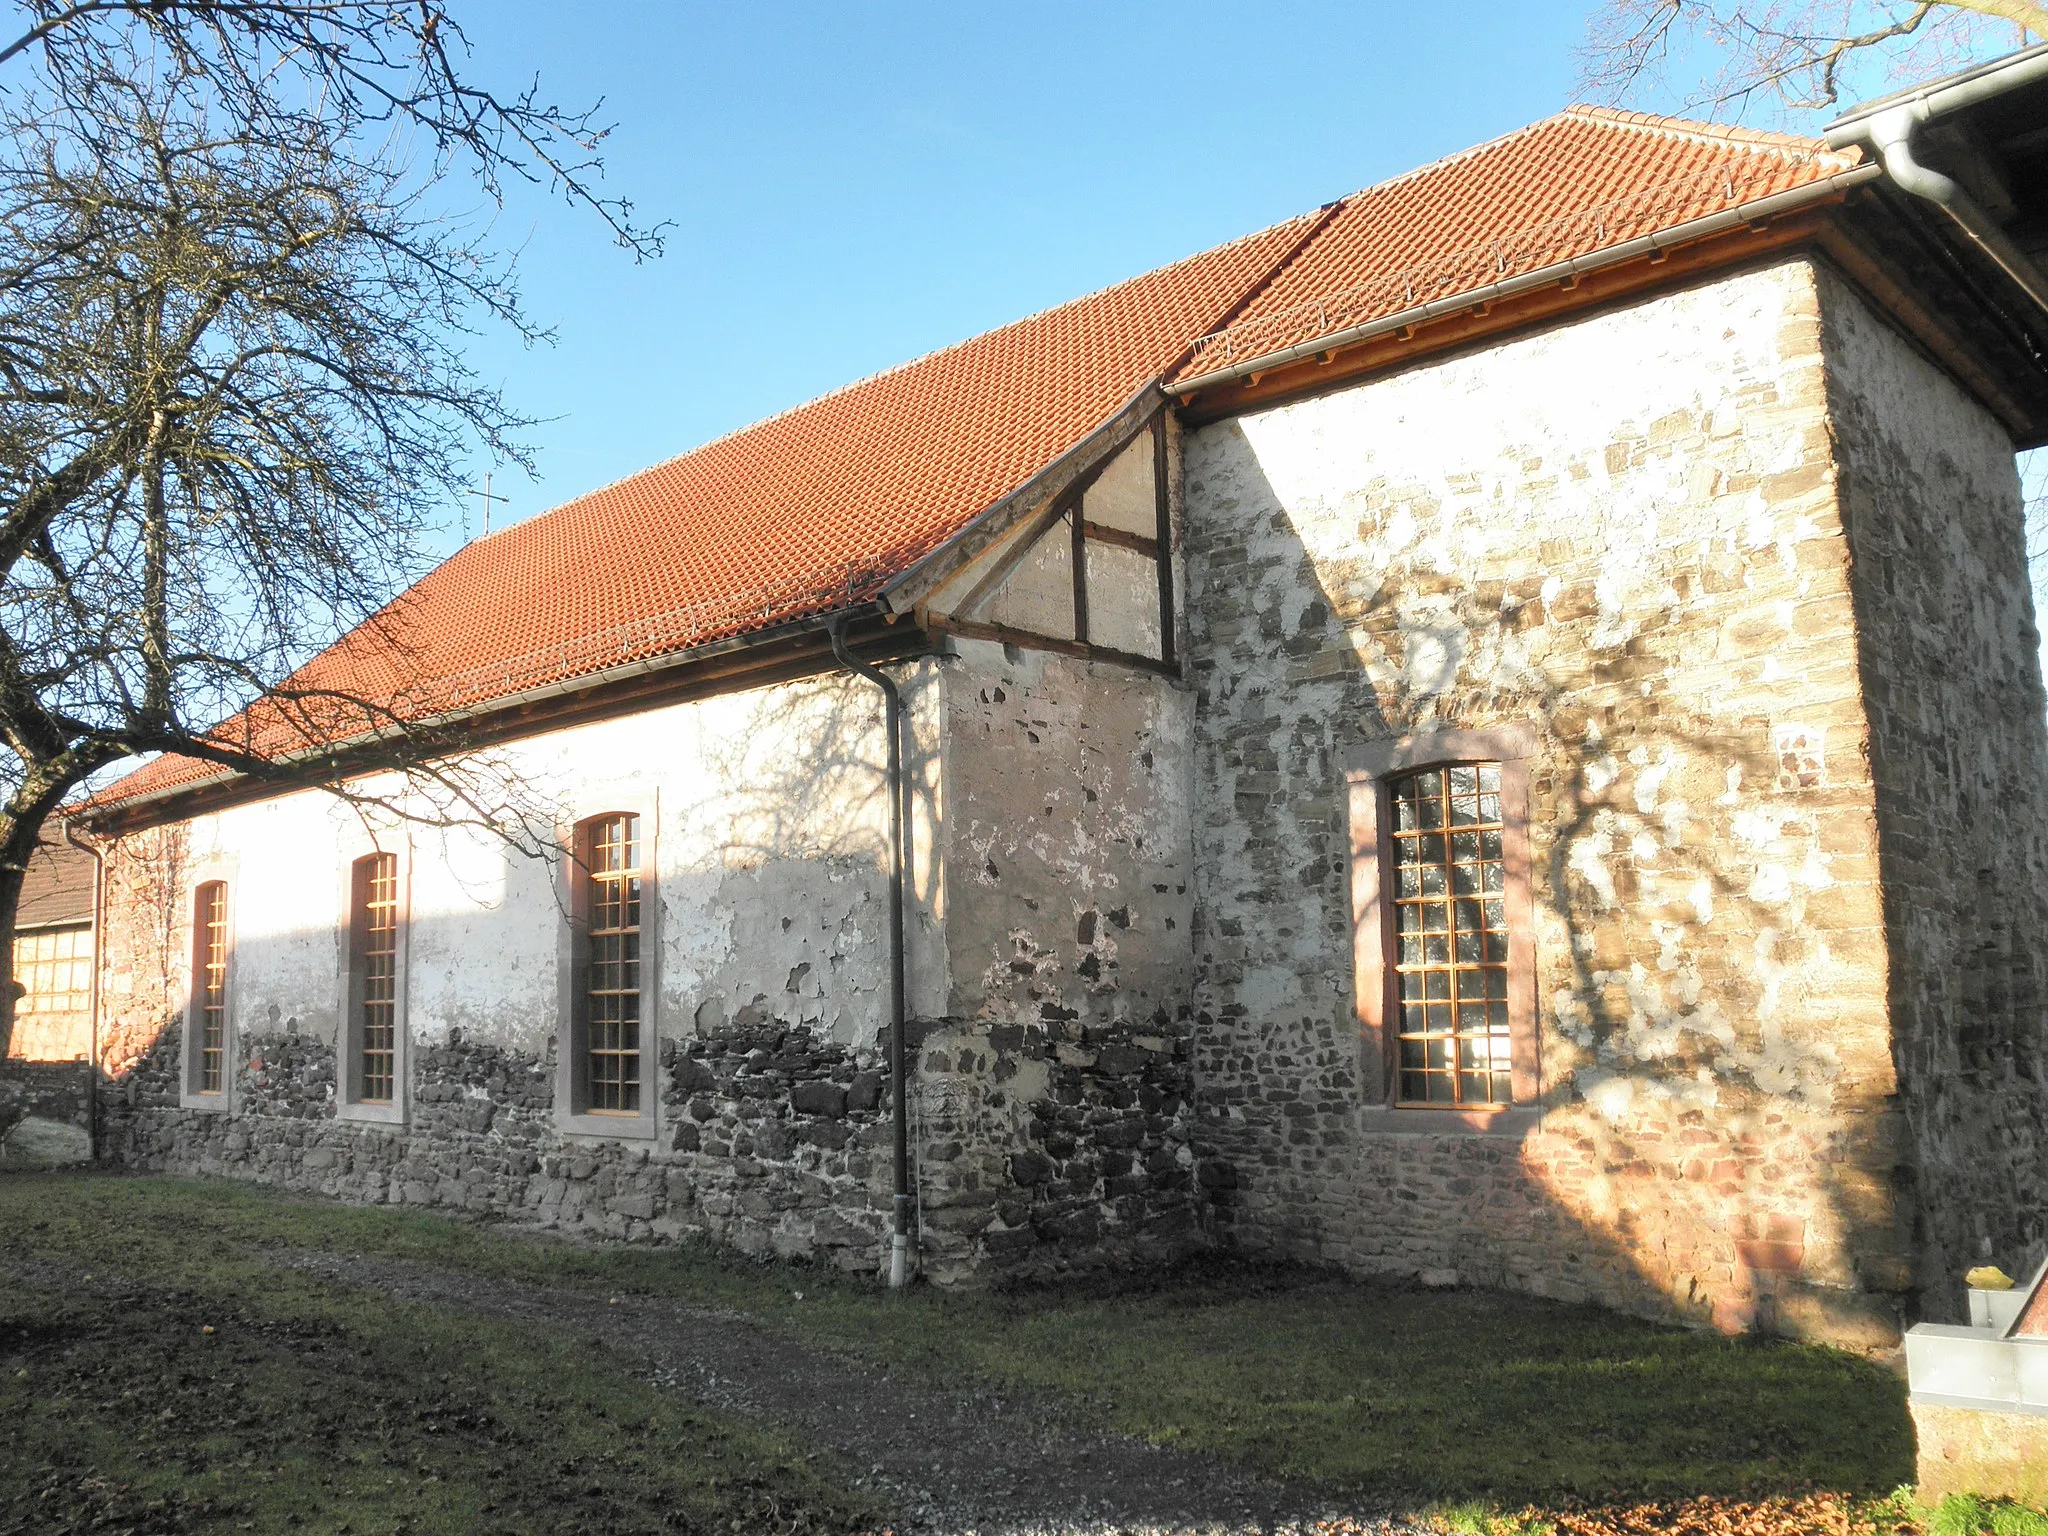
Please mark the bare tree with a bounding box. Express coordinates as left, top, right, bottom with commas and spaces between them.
1580, 0, 2047, 116
0, 6, 653, 1052
0, 1, 661, 255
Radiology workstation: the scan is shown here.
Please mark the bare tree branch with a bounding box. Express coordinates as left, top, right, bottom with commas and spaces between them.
1580, 0, 2048, 117
0, 8, 654, 1051
0, 1, 667, 256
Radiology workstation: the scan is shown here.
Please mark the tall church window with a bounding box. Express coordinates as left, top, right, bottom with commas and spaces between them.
1346, 728, 1538, 1115
1388, 765, 1512, 1106
190, 880, 229, 1095
349, 853, 400, 1105
579, 813, 643, 1115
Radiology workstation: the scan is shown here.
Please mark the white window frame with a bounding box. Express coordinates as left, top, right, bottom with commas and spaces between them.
556, 790, 660, 1140
180, 857, 238, 1112
335, 837, 412, 1125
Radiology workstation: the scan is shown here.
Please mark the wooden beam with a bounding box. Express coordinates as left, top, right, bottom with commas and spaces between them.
1070, 502, 1089, 645
946, 490, 1073, 623
1152, 414, 1178, 671
1079, 520, 1159, 556
927, 613, 1173, 677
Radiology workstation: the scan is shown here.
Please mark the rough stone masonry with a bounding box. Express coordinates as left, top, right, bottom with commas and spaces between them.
1180, 256, 2048, 1346
82, 253, 2048, 1353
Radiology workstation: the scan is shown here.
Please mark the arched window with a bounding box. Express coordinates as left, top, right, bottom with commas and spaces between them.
190, 880, 229, 1096
348, 852, 401, 1105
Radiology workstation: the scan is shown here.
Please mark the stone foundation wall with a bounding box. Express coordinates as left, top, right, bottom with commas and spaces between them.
1181, 257, 1916, 1349
0, 1058, 93, 1167
101, 1019, 902, 1262
96, 1007, 1204, 1278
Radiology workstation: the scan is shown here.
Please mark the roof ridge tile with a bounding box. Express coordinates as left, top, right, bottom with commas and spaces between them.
1321, 111, 1574, 207
1559, 104, 1847, 161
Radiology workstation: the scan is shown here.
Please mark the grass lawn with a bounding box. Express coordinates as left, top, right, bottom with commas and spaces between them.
1, 1171, 1928, 1528
0, 1174, 881, 1535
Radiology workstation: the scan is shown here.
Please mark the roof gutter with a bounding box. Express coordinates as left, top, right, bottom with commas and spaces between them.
1166, 164, 1881, 398
825, 618, 915, 1290
1827, 98, 2048, 322
1824, 41, 2048, 141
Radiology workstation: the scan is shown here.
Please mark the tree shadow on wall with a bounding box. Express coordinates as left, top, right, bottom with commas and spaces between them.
1178, 415, 1920, 1493
80, 672, 943, 1250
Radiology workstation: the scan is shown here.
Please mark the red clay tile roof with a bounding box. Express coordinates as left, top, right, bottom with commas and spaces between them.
95, 107, 1859, 813
95, 214, 1323, 807
17, 837, 94, 929
1177, 108, 1861, 378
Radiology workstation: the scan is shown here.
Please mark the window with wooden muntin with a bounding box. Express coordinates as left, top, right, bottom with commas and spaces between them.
350, 852, 400, 1104
1388, 764, 1511, 1107
580, 814, 643, 1115
191, 881, 228, 1094
1347, 727, 1538, 1117
11, 923, 93, 1055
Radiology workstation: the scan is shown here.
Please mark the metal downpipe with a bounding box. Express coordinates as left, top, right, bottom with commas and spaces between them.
1865, 104, 2048, 320
827, 618, 913, 1289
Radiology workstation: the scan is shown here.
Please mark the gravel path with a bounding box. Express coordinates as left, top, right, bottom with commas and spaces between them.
279, 1250, 1427, 1536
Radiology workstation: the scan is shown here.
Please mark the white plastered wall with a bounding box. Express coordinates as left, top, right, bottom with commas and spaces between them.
173, 662, 951, 1079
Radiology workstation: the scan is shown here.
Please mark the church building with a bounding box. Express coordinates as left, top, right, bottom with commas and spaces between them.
76, 53, 2048, 1350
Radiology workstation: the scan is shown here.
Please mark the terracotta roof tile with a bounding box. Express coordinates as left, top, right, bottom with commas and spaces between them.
16, 837, 93, 928
95, 108, 1857, 812
1177, 109, 1860, 377
98, 214, 1320, 805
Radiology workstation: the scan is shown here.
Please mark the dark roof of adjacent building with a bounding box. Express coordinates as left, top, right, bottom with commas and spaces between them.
17, 837, 93, 931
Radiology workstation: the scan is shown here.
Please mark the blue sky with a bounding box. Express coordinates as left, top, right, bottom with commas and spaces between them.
441, 1, 1606, 548
444, 4, 2045, 686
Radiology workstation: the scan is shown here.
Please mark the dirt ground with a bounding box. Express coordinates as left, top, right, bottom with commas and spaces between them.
279, 1249, 1423, 1536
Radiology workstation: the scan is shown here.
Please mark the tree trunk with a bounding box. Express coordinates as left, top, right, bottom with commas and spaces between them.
0, 807, 43, 1062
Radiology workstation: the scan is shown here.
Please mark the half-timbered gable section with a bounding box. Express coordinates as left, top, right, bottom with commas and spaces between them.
913, 415, 1176, 672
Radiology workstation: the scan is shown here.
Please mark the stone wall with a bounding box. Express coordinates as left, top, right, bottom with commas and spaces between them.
0, 1058, 92, 1167
1821, 263, 2048, 1320
101, 1015, 903, 1262
920, 639, 1202, 1278
91, 641, 1206, 1282
1180, 256, 1920, 1348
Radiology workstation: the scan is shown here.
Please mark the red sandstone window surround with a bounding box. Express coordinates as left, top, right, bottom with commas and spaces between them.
189, 880, 230, 1097
1346, 727, 1539, 1119
347, 852, 401, 1107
